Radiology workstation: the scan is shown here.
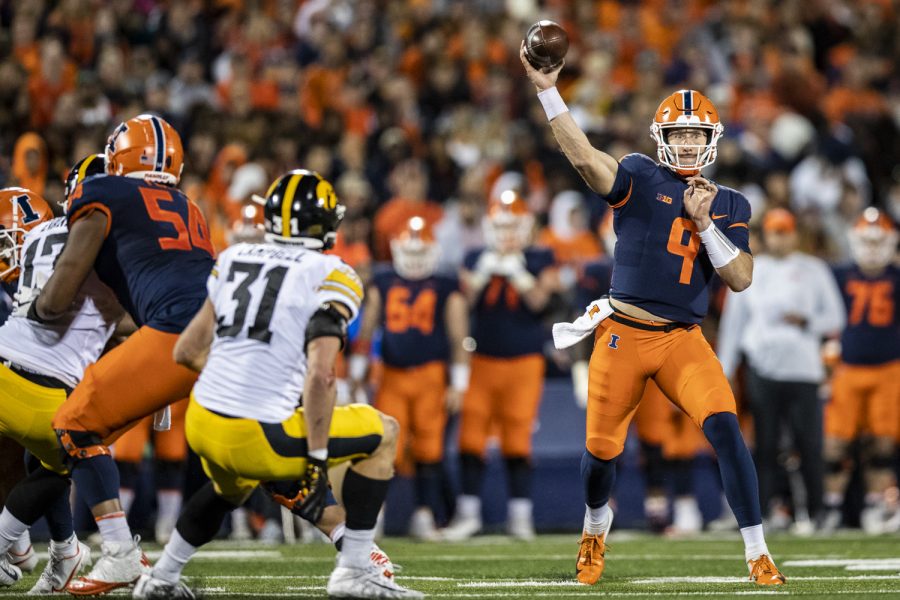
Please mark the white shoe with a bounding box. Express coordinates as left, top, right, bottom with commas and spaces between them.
409, 508, 441, 541
0, 556, 22, 587
132, 573, 196, 599
327, 565, 424, 599
336, 544, 399, 579
507, 498, 536, 540
441, 514, 481, 541
28, 540, 92, 595
671, 497, 703, 534
154, 516, 176, 546
8, 540, 38, 573
861, 505, 886, 535
66, 537, 143, 595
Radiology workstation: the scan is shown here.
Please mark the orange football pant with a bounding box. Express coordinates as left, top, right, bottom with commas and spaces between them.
587, 315, 735, 460
459, 353, 545, 458
53, 326, 198, 443
113, 397, 189, 463
375, 361, 447, 475
634, 380, 709, 459
825, 360, 900, 441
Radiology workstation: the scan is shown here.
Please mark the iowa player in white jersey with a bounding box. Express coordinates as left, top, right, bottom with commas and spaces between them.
134, 171, 423, 600
0, 164, 121, 593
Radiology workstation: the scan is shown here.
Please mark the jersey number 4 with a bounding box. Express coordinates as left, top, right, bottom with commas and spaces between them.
217, 262, 288, 343
667, 218, 700, 285
141, 188, 215, 257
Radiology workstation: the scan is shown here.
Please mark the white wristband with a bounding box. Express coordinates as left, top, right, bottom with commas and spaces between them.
697, 223, 740, 269
537, 86, 568, 121
308, 448, 328, 461
450, 363, 470, 392
348, 354, 368, 382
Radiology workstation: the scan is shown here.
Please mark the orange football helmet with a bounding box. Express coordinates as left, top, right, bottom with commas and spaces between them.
650, 89, 723, 175
105, 114, 184, 186
848, 207, 898, 271
483, 190, 534, 253
391, 216, 439, 280
0, 187, 53, 282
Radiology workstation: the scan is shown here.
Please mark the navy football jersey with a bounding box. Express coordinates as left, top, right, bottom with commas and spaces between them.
832, 263, 900, 365
68, 175, 215, 332
373, 266, 459, 368
602, 153, 751, 323
464, 246, 554, 357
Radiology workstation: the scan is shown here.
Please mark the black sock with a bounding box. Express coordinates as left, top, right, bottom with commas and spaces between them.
460, 453, 485, 496
504, 457, 532, 499
176, 482, 239, 547
342, 469, 390, 531
5, 467, 70, 525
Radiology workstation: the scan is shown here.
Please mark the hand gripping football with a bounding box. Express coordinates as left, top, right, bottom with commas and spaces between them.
524, 20, 569, 71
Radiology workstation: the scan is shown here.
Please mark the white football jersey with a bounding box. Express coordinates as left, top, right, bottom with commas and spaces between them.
194, 242, 363, 423
0, 217, 123, 388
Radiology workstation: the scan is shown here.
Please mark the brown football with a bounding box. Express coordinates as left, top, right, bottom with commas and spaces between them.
524, 20, 569, 70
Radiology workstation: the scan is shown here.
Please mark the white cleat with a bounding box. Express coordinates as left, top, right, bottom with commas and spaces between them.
132, 573, 196, 599
336, 544, 399, 579
327, 565, 424, 599
0, 556, 22, 587
441, 514, 481, 541
66, 537, 144, 596
670, 497, 703, 534
409, 508, 442, 542
28, 540, 92, 595
8, 543, 38, 574
861, 505, 887, 536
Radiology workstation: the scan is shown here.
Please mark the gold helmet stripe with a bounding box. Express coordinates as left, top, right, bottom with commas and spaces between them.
78, 155, 99, 182
280, 173, 303, 238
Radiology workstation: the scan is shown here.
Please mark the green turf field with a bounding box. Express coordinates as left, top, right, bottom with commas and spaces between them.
5, 532, 899, 598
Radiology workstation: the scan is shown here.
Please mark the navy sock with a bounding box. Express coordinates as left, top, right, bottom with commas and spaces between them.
702, 412, 761, 528
504, 457, 532, 499
70, 454, 122, 509
154, 459, 185, 491
460, 453, 485, 497
414, 462, 443, 511
116, 461, 139, 491
671, 459, 694, 497
581, 450, 617, 509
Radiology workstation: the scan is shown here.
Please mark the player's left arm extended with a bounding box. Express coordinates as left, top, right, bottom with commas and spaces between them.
174, 298, 217, 372
32, 211, 107, 321
684, 177, 752, 292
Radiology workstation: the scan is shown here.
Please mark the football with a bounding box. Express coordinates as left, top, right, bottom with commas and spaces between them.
524, 20, 569, 71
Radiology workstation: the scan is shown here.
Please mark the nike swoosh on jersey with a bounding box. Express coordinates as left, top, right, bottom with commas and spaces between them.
712, 213, 728, 219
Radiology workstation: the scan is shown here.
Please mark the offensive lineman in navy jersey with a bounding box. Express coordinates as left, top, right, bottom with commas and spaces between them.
27, 115, 215, 594
522, 47, 784, 585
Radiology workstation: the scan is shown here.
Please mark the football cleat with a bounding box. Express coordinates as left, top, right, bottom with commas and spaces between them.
8, 541, 38, 573
66, 537, 144, 596
441, 513, 482, 541
747, 554, 786, 586
0, 556, 22, 587
132, 573, 196, 599
576, 509, 613, 585
28, 540, 92, 595
408, 507, 442, 542
326, 565, 424, 599
336, 544, 398, 580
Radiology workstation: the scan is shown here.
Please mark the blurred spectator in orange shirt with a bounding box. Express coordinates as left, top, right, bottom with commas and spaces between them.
11, 132, 48, 196
373, 159, 443, 262
538, 191, 602, 267
28, 37, 78, 128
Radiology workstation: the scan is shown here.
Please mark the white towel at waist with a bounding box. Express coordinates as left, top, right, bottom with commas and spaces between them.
552, 298, 613, 349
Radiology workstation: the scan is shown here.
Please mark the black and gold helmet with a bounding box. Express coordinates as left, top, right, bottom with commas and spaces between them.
64, 154, 106, 212
263, 170, 344, 250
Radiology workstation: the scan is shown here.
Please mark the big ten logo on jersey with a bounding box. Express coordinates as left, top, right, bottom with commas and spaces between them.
216, 261, 288, 344
140, 187, 214, 257
385, 285, 436, 335
666, 218, 700, 285
846, 279, 894, 327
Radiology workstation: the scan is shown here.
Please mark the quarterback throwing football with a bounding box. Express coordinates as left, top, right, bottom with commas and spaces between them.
521, 45, 785, 586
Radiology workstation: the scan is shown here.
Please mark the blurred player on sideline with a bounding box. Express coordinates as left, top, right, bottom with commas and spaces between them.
349, 216, 469, 540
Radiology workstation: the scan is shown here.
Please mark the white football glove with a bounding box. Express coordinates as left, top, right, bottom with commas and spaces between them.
468, 251, 503, 293
12, 271, 48, 318
497, 253, 536, 292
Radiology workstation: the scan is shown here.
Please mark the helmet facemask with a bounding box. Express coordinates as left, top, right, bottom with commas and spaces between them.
848, 210, 898, 271
650, 122, 723, 174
